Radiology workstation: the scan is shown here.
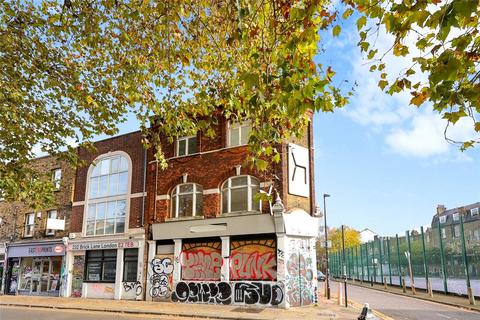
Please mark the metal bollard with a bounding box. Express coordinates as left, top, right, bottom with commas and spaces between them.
402, 278, 406, 293
383, 276, 387, 289
428, 279, 434, 297
338, 282, 343, 305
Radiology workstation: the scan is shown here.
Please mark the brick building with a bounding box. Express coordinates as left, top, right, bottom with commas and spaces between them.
0, 155, 75, 296
145, 113, 320, 308
64, 131, 147, 300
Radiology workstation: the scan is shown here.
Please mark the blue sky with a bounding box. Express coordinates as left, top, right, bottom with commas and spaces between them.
101, 11, 479, 237
312, 12, 480, 236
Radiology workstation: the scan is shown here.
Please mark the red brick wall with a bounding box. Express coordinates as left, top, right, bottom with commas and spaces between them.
71, 131, 146, 233
145, 115, 306, 225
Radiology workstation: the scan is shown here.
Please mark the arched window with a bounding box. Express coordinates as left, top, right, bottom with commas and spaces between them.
85, 154, 130, 236
171, 183, 203, 218
221, 176, 260, 214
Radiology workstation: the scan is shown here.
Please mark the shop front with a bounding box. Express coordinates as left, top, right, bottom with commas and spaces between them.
4, 240, 66, 296
65, 237, 145, 300
148, 209, 320, 308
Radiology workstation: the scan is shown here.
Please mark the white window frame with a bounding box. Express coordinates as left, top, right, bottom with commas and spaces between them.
227, 121, 252, 147
439, 216, 446, 224
471, 207, 479, 216
221, 175, 261, 214
171, 183, 203, 218
24, 213, 35, 237
453, 225, 460, 238
46, 210, 57, 235
176, 136, 198, 157
452, 212, 459, 222
83, 151, 132, 237
52, 168, 62, 190
441, 227, 446, 239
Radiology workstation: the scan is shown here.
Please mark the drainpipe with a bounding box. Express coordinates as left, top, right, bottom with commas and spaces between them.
141, 148, 147, 227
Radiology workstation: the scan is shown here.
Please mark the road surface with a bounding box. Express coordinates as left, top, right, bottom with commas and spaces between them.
330, 281, 480, 320
0, 306, 200, 320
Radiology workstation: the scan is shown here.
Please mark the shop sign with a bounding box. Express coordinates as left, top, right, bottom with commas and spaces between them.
7, 243, 66, 257
68, 240, 137, 251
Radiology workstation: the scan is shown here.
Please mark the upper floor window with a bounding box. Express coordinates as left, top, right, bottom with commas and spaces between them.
453, 225, 461, 238
46, 210, 57, 235
228, 121, 252, 147
439, 216, 446, 224
176, 136, 198, 157
452, 213, 460, 222
221, 175, 260, 214
471, 207, 479, 216
25, 213, 35, 237
86, 154, 130, 236
441, 227, 446, 239
171, 183, 203, 218
89, 155, 129, 199
52, 168, 62, 190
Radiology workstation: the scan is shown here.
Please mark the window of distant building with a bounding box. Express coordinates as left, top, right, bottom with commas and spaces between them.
452, 213, 459, 222
439, 216, 446, 224
85, 153, 130, 236
471, 207, 479, 217
441, 228, 446, 239
453, 225, 461, 238
85, 250, 117, 282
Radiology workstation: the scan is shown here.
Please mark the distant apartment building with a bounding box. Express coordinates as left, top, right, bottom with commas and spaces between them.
430, 202, 480, 247
0, 155, 75, 296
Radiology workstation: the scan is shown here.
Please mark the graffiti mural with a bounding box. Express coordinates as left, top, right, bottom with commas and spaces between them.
149, 256, 174, 299
172, 281, 232, 304
285, 239, 315, 307
230, 239, 277, 281
233, 282, 283, 306
180, 241, 222, 281
123, 280, 143, 296
71, 255, 85, 298
171, 281, 284, 307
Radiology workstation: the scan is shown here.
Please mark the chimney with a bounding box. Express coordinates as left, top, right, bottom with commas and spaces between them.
437, 205, 446, 215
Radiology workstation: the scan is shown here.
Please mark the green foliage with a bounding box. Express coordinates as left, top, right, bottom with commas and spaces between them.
0, 0, 351, 207
346, 0, 480, 149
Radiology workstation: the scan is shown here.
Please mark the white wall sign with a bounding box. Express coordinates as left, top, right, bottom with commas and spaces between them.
46, 218, 65, 231
288, 143, 310, 197
69, 240, 138, 251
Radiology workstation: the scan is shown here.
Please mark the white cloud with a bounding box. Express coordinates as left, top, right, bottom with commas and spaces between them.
333, 22, 479, 162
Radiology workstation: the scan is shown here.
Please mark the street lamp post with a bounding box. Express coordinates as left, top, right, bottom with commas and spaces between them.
323, 193, 331, 299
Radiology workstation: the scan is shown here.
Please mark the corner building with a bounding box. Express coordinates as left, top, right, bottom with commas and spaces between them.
145, 113, 320, 308
65, 131, 147, 300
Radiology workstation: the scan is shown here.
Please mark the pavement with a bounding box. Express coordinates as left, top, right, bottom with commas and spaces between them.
324, 280, 480, 320
0, 293, 365, 320
344, 279, 480, 312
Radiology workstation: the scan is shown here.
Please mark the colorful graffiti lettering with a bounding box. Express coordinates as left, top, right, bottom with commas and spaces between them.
229, 239, 277, 281
285, 240, 315, 307
230, 252, 276, 280
181, 242, 222, 281
149, 257, 174, 298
